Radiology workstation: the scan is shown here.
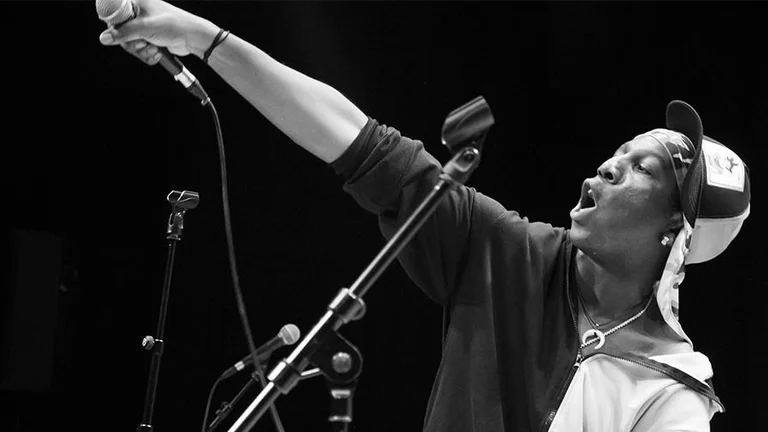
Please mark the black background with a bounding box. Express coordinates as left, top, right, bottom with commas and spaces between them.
1, 1, 765, 431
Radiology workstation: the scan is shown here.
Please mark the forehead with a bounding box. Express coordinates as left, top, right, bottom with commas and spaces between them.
615, 135, 671, 161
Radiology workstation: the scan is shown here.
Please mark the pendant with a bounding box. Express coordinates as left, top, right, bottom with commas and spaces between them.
582, 328, 606, 349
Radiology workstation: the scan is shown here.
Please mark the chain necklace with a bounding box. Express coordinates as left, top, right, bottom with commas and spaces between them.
576, 286, 632, 329
578, 289, 608, 329
578, 289, 653, 350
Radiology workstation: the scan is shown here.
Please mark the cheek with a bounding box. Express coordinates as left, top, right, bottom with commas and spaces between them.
631, 191, 672, 223
607, 189, 660, 221
617, 189, 647, 209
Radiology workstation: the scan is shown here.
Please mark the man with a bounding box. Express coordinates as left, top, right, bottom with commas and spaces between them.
97, 1, 751, 430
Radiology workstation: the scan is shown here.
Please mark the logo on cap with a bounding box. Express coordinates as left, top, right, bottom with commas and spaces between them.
703, 140, 745, 192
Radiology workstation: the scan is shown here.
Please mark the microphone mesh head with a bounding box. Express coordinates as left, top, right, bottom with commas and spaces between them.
279, 324, 301, 345
95, 0, 135, 27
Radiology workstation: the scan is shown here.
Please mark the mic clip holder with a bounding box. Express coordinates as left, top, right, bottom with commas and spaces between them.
166, 190, 200, 240
227, 97, 494, 432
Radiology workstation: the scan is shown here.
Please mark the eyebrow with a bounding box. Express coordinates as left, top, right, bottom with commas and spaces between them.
613, 141, 668, 166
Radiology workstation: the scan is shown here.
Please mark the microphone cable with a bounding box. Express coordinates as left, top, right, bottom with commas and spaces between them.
201, 372, 226, 432
202, 98, 286, 432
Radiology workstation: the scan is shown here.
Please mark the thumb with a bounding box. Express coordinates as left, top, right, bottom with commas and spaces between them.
99, 29, 118, 45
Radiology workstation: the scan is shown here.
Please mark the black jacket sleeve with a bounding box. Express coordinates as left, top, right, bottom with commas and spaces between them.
332, 118, 507, 304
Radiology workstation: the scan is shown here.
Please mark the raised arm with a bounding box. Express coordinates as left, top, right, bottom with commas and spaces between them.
98, 0, 368, 163
98, 0, 522, 305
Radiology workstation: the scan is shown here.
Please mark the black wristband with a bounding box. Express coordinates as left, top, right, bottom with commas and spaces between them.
203, 28, 230, 64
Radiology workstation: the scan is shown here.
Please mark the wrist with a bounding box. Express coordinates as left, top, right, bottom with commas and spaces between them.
187, 18, 221, 60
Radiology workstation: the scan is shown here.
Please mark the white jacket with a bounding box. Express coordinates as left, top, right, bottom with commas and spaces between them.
549, 351, 723, 431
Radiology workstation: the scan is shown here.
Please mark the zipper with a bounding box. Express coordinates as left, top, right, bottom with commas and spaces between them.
540, 250, 582, 432
597, 352, 726, 412
541, 351, 583, 431
602, 352, 668, 375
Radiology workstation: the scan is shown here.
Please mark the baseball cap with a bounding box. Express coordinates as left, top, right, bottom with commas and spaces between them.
653, 100, 751, 347
665, 100, 751, 264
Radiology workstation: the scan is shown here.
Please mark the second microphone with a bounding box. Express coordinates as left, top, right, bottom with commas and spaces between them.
222, 324, 301, 379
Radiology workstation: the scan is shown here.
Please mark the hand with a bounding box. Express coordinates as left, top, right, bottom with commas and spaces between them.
98, 0, 216, 65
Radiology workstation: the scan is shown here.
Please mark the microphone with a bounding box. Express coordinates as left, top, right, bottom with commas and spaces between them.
222, 324, 301, 379
95, 0, 209, 103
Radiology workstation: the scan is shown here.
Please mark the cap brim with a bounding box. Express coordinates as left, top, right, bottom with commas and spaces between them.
666, 100, 703, 149
667, 100, 704, 149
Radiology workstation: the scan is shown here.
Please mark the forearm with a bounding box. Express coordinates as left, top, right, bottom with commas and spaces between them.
189, 21, 368, 163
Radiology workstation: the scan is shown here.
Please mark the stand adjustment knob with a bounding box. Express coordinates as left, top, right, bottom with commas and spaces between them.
332, 352, 353, 374
142, 335, 155, 350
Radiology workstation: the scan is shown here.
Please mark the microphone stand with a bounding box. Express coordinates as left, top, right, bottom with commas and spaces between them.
206, 368, 323, 432
226, 96, 495, 432
206, 374, 259, 432
137, 190, 200, 432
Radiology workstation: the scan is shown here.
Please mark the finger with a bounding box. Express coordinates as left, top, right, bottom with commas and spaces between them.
99, 30, 118, 45
120, 39, 148, 53
120, 41, 162, 65
99, 15, 154, 46
146, 51, 163, 66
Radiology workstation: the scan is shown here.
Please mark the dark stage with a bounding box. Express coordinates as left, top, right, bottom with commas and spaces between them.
1, 1, 765, 431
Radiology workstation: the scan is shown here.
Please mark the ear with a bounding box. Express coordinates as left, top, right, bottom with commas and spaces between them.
665, 211, 684, 233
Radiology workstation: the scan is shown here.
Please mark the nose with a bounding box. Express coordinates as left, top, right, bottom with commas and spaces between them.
597, 159, 620, 184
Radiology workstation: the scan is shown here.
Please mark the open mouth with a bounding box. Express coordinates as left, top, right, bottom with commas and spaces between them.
576, 181, 596, 211
574, 180, 596, 213
571, 180, 597, 222
581, 189, 596, 209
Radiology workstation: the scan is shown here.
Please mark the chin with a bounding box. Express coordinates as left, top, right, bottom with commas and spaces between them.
569, 221, 587, 241
568, 225, 601, 258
